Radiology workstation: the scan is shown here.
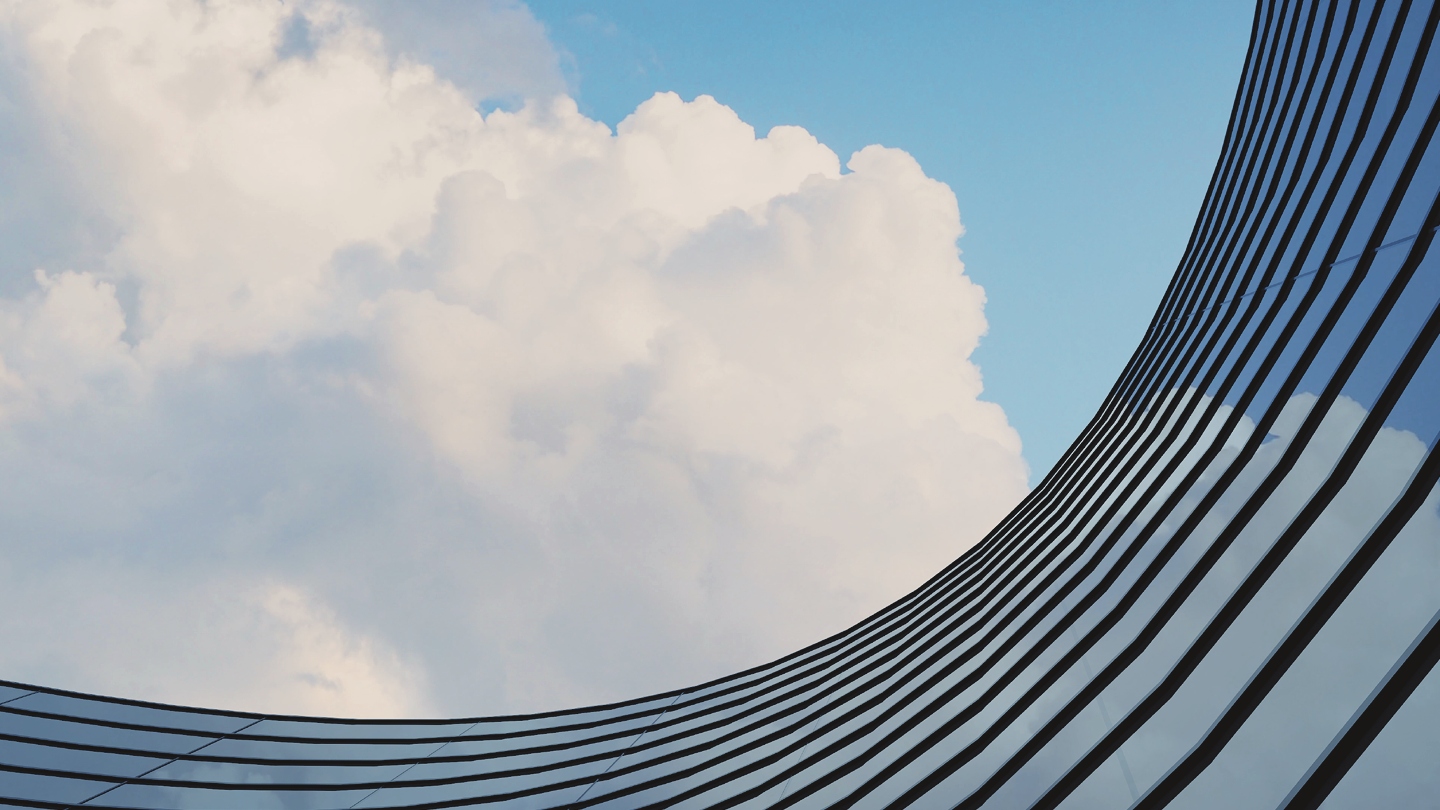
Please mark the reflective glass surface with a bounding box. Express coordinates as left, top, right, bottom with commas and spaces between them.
3, 1, 1439, 808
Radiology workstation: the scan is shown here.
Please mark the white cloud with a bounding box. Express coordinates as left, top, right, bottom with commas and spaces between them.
0, 564, 434, 717
0, 0, 1028, 716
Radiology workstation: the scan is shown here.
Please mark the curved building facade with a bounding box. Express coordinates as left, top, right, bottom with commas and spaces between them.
4, 0, 1440, 807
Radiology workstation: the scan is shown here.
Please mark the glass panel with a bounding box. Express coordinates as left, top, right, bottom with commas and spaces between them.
99, 782, 374, 810
353, 775, 588, 809
242, 718, 475, 742
0, 770, 115, 805
196, 737, 439, 762
2, 692, 254, 735
0, 738, 165, 780
0, 686, 33, 706
144, 758, 411, 787
0, 710, 214, 756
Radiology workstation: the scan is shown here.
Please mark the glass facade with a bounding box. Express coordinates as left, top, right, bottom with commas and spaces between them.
3, 0, 1439, 807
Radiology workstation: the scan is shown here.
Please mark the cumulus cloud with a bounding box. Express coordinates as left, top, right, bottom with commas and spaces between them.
0, 0, 1028, 715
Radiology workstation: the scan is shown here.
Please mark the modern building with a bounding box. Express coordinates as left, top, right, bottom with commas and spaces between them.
3, 0, 1440, 806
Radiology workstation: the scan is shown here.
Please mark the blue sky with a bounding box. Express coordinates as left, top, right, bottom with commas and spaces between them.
526, 0, 1256, 481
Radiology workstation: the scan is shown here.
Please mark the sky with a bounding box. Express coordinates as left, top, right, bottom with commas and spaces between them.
0, 0, 1254, 717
